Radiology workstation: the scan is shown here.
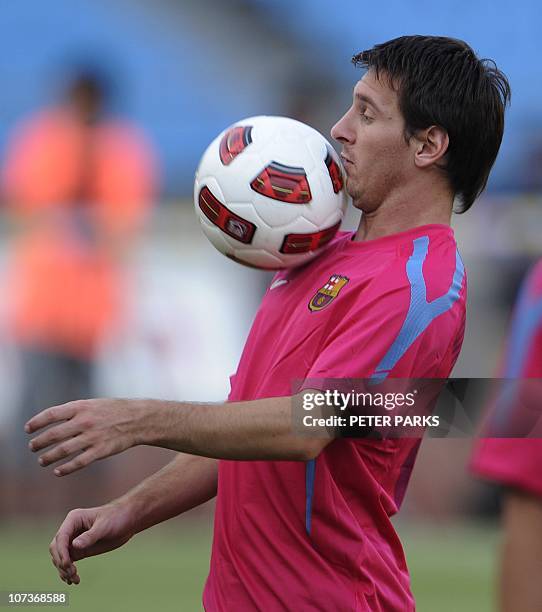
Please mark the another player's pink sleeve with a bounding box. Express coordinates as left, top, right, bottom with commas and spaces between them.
472, 439, 542, 497
471, 261, 542, 495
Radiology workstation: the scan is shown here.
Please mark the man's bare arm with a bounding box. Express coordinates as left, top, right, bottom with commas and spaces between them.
50, 453, 217, 585
501, 488, 542, 612
26, 393, 333, 476
138, 395, 328, 461
117, 453, 218, 533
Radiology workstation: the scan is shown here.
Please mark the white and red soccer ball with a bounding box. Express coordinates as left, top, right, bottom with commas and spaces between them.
194, 115, 348, 270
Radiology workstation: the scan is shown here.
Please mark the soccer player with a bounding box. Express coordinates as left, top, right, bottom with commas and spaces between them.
26, 36, 510, 611
471, 261, 542, 612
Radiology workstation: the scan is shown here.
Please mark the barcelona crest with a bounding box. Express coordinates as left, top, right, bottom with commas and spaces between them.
308, 275, 349, 312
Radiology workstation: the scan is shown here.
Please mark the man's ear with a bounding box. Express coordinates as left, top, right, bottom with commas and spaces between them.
413, 125, 449, 169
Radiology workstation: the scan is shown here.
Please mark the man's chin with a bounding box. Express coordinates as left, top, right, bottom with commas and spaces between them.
348, 191, 375, 213
351, 199, 367, 212
345, 183, 362, 206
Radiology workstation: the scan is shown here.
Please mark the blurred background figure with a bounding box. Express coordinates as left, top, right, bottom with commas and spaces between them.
1, 64, 157, 513
470, 260, 542, 612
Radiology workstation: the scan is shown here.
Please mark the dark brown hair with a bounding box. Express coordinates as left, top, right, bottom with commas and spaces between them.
353, 35, 511, 212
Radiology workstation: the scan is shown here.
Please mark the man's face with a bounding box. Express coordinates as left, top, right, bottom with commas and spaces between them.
331, 70, 413, 212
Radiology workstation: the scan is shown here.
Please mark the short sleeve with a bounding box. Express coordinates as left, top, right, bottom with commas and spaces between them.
472, 439, 542, 497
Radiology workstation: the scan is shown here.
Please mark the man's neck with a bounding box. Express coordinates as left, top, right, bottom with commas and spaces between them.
353, 190, 453, 242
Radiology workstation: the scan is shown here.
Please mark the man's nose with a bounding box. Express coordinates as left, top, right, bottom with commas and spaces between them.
330, 111, 353, 144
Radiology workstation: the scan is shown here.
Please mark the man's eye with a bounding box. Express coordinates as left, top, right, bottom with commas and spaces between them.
360, 112, 373, 123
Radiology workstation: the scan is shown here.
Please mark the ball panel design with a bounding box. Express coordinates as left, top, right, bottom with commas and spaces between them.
250, 161, 312, 204
199, 220, 235, 256
198, 186, 256, 244
279, 221, 341, 254
219, 126, 253, 166
230, 248, 284, 270
325, 147, 344, 194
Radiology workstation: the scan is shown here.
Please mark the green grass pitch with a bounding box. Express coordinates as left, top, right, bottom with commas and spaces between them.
0, 519, 498, 611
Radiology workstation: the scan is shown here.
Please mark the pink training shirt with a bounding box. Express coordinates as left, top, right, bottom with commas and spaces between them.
203, 226, 467, 611
472, 260, 542, 497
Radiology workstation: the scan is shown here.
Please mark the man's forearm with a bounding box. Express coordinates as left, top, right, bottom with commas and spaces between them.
25, 393, 331, 476
138, 395, 328, 461
114, 453, 217, 535
501, 489, 542, 612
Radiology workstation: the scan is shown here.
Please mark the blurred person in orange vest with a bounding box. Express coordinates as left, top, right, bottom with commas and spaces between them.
1, 67, 157, 501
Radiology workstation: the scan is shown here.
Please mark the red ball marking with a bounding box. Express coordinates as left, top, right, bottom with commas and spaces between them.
251, 161, 312, 204
198, 186, 256, 244
325, 150, 344, 194
219, 126, 253, 166
280, 221, 341, 254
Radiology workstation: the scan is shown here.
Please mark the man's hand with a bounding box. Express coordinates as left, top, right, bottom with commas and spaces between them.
50, 503, 136, 585
25, 399, 147, 476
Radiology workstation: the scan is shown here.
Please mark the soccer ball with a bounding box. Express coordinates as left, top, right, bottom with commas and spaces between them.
194, 115, 348, 269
